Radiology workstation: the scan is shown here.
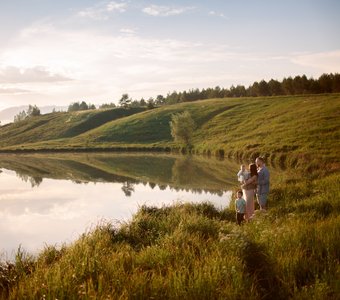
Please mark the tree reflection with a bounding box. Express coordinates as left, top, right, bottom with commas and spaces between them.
29, 176, 43, 187
16, 173, 43, 187
121, 181, 134, 197
149, 182, 156, 189
172, 156, 196, 186
0, 153, 236, 194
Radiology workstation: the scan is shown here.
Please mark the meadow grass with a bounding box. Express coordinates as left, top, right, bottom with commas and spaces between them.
1, 172, 339, 299
0, 107, 145, 148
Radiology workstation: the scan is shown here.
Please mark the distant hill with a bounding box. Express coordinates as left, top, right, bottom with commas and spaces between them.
0, 94, 339, 172
0, 106, 146, 146
0, 105, 67, 124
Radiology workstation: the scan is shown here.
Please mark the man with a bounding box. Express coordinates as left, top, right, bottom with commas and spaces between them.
255, 157, 270, 210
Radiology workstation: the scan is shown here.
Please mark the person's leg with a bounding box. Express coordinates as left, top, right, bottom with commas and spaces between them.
236, 213, 240, 225
237, 213, 244, 225
239, 213, 244, 224
257, 194, 268, 210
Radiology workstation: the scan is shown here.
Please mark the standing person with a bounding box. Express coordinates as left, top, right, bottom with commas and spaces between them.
235, 190, 246, 225
255, 157, 270, 210
241, 163, 258, 220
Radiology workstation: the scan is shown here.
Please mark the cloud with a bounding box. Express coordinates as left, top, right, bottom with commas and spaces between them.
0, 66, 72, 84
0, 88, 31, 94
2, 20, 339, 110
291, 50, 340, 73
120, 28, 137, 35
77, 1, 127, 20
106, 1, 127, 12
209, 11, 227, 19
142, 5, 194, 17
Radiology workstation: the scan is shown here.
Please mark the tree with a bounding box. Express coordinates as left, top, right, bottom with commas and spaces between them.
170, 111, 196, 146
27, 104, 40, 117
147, 97, 155, 109
282, 77, 294, 95
140, 98, 147, 107
258, 80, 270, 96
100, 103, 116, 109
155, 95, 165, 106
119, 93, 131, 108
318, 73, 333, 93
268, 79, 283, 96
68, 102, 80, 112
79, 101, 89, 111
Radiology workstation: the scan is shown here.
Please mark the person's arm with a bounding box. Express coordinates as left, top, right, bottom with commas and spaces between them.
241, 175, 255, 188
258, 169, 269, 186
245, 175, 256, 184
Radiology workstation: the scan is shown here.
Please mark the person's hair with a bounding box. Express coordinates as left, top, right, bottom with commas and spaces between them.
237, 189, 243, 196
249, 163, 258, 177
256, 156, 265, 163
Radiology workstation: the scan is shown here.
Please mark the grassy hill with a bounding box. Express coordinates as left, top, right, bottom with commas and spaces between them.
0, 94, 339, 173
0, 107, 145, 147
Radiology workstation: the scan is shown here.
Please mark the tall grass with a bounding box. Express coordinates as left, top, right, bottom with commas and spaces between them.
1, 172, 339, 299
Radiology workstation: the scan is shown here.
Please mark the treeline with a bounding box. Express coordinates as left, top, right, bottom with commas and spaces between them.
13, 105, 41, 123
68, 101, 96, 112
12, 73, 340, 123
110, 73, 340, 108
67, 73, 340, 112
63, 73, 340, 112
153, 73, 340, 105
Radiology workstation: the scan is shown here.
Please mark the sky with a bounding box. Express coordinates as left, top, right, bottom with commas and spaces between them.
0, 0, 339, 110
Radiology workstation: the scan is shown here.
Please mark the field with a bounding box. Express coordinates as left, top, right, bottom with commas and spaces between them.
0, 94, 339, 299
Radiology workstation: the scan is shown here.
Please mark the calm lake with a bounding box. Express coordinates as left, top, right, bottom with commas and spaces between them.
0, 152, 239, 260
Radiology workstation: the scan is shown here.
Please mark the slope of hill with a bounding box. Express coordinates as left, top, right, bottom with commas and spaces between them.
0, 107, 145, 147
0, 105, 67, 124
0, 94, 339, 172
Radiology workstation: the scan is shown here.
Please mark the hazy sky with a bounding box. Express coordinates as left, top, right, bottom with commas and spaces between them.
0, 0, 339, 109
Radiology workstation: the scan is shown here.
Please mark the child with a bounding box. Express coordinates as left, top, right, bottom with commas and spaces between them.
237, 164, 249, 183
235, 190, 246, 225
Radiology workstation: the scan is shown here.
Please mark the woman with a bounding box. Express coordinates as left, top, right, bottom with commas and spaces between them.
241, 163, 258, 221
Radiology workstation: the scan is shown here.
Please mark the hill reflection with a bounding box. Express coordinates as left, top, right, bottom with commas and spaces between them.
0, 153, 239, 195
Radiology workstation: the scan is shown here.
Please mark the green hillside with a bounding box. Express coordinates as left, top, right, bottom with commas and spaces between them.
0, 107, 145, 147
0, 94, 339, 172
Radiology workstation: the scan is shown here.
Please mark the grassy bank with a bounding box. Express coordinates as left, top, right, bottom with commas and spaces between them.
1, 170, 339, 299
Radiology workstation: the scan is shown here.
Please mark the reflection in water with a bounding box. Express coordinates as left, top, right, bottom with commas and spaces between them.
121, 182, 135, 197
0, 153, 239, 193
16, 173, 43, 187
0, 153, 239, 259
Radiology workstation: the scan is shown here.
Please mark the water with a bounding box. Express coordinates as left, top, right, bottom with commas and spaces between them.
0, 153, 238, 259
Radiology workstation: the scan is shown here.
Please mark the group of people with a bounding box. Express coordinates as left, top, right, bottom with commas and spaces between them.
235, 157, 270, 225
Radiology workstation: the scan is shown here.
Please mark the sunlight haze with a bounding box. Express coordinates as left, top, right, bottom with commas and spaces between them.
0, 0, 339, 110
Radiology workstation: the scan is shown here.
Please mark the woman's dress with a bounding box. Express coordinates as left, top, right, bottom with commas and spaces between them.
242, 175, 257, 220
